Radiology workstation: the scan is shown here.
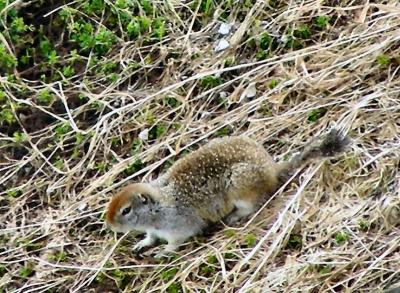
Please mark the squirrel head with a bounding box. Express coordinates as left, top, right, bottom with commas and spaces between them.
106, 183, 161, 233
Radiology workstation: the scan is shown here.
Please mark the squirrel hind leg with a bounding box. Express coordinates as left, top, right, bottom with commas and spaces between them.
224, 199, 256, 225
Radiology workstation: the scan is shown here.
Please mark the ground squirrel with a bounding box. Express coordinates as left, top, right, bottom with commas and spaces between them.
106, 129, 349, 257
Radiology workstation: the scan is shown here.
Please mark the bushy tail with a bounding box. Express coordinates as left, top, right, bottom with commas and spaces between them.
277, 129, 350, 183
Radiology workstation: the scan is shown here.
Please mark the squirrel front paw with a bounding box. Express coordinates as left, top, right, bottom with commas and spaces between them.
154, 249, 177, 259
132, 234, 156, 254
154, 244, 179, 259
132, 241, 147, 254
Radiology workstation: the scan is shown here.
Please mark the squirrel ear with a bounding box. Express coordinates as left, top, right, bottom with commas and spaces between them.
140, 194, 155, 205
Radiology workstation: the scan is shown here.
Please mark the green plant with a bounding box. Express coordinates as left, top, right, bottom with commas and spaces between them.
201, 76, 223, 88
308, 108, 327, 122
260, 33, 272, 50
245, 233, 257, 247
39, 38, 54, 58
55, 123, 71, 137
319, 265, 332, 275
94, 161, 109, 172
207, 255, 218, 264
125, 159, 144, 175
377, 55, 391, 67
357, 219, 370, 231
127, 19, 140, 37
256, 50, 268, 60
163, 96, 181, 108
268, 79, 279, 89
149, 123, 167, 139
224, 229, 236, 237
37, 89, 54, 105
223, 252, 236, 260
140, 0, 153, 14
0, 266, 6, 278
131, 138, 142, 154
287, 234, 302, 249
294, 24, 311, 39
153, 18, 165, 40
334, 231, 348, 245
19, 263, 35, 278
6, 189, 22, 198
13, 131, 28, 143
83, 0, 105, 15
200, 0, 213, 16
52, 251, 67, 262
315, 16, 330, 30
167, 282, 182, 293
0, 45, 17, 71
200, 264, 215, 275
0, 108, 16, 125
216, 126, 230, 137
62, 65, 75, 78
54, 156, 65, 169
161, 267, 178, 281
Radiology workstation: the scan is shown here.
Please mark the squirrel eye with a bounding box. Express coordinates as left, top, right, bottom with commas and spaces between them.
121, 206, 131, 216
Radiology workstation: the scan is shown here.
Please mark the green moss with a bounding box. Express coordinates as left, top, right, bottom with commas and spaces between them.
216, 127, 231, 137
13, 131, 28, 143
0, 108, 16, 125
287, 234, 302, 249
294, 24, 311, 39
334, 231, 348, 245
37, 89, 54, 105
167, 282, 182, 293
163, 96, 181, 108
125, 159, 144, 175
51, 251, 67, 262
6, 188, 22, 198
149, 123, 167, 139
224, 229, 236, 237
308, 108, 327, 122
245, 233, 257, 247
55, 123, 71, 139
268, 79, 279, 89
19, 262, 35, 278
0, 45, 17, 71
319, 265, 333, 275
161, 267, 179, 281
0, 266, 6, 278
256, 50, 268, 60
207, 255, 218, 264
358, 219, 370, 231
200, 264, 215, 275
376, 55, 391, 68
201, 76, 223, 88
315, 16, 330, 30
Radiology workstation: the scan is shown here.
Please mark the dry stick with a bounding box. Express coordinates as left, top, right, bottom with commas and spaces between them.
182, 0, 201, 55
229, 1, 265, 48
51, 82, 82, 133
34, 257, 167, 272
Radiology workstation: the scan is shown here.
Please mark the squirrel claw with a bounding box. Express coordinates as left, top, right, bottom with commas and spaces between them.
132, 242, 148, 254
154, 250, 175, 259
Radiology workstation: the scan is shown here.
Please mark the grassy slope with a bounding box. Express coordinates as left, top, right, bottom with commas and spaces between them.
0, 0, 399, 292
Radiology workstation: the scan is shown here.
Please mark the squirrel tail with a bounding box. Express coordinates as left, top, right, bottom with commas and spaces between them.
277, 129, 350, 183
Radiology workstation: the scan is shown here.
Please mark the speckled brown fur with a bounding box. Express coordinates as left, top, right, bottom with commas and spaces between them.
162, 136, 279, 221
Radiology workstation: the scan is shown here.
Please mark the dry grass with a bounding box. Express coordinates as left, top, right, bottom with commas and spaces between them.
1, 0, 400, 292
